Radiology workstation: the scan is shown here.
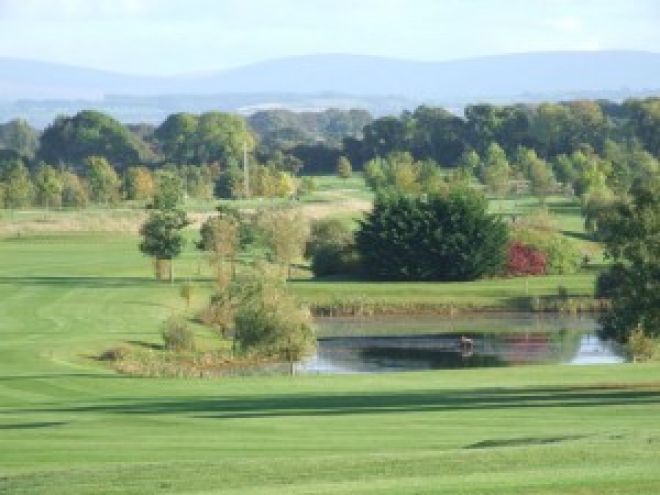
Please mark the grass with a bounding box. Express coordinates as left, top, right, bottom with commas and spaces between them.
1, 231, 660, 493
2, 186, 656, 493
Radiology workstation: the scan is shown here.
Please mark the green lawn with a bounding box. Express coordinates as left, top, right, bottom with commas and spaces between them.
290, 273, 597, 312
1, 231, 660, 493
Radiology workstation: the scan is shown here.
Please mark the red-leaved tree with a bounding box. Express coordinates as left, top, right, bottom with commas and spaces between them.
506, 242, 546, 276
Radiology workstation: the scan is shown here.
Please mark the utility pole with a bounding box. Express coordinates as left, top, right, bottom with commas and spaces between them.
243, 140, 250, 198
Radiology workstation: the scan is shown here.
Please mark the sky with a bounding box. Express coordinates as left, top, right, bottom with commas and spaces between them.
0, 0, 659, 75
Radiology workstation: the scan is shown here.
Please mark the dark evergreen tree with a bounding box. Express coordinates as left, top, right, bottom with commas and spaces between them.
356, 190, 508, 281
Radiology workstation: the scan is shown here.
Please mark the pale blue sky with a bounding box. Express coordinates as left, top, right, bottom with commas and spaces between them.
1, 0, 659, 75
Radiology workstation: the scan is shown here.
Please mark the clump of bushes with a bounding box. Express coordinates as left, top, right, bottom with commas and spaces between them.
306, 218, 359, 277
233, 276, 316, 362
627, 327, 656, 363
511, 227, 582, 274
505, 241, 546, 276
161, 317, 196, 352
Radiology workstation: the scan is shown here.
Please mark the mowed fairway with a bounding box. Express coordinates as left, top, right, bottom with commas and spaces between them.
1, 232, 660, 494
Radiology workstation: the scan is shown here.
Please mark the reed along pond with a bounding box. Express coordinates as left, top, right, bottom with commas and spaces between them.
298, 313, 625, 374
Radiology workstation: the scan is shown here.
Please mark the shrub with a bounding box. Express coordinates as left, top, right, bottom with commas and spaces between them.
234, 281, 315, 362
306, 218, 359, 276
298, 176, 317, 196
511, 227, 581, 274
161, 317, 196, 352
506, 242, 546, 276
306, 218, 354, 256
356, 189, 508, 281
311, 243, 360, 277
627, 327, 656, 362
337, 156, 352, 179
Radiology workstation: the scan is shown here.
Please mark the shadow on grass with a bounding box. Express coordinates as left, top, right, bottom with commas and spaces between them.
0, 276, 167, 289
0, 421, 67, 430
126, 340, 164, 351
27, 385, 660, 420
465, 434, 586, 449
560, 230, 596, 242
0, 373, 124, 381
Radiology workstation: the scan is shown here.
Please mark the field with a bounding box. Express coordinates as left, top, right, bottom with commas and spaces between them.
2, 182, 659, 494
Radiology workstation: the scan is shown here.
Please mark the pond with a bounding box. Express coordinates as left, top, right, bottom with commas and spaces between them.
297, 313, 625, 374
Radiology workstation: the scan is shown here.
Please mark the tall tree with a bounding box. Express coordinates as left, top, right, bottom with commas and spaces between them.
152, 170, 184, 210
258, 208, 310, 278
0, 119, 39, 158
33, 163, 63, 208
481, 143, 511, 196
1, 158, 34, 208
596, 178, 660, 342
85, 156, 120, 204
123, 166, 155, 201
139, 209, 190, 283
38, 110, 151, 169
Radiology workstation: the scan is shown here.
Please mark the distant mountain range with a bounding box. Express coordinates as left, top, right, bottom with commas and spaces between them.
1, 51, 659, 125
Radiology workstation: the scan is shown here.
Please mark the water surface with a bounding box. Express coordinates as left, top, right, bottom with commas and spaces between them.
299, 314, 624, 374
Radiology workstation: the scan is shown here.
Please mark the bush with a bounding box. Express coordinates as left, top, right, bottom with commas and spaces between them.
307, 218, 352, 251
511, 227, 581, 274
161, 317, 196, 352
337, 156, 352, 178
298, 176, 317, 196
627, 327, 656, 362
311, 243, 360, 277
506, 242, 546, 276
306, 217, 358, 277
356, 189, 508, 281
234, 281, 315, 362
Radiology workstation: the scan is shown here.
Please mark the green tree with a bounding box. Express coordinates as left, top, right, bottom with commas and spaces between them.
233, 273, 315, 368
152, 170, 184, 210
38, 110, 152, 169
156, 112, 256, 165
363, 152, 444, 195
85, 156, 121, 205
482, 143, 511, 196
139, 209, 190, 283
624, 98, 660, 157
457, 150, 481, 177
154, 113, 199, 164
306, 218, 358, 277
197, 211, 240, 278
123, 167, 155, 201
258, 208, 310, 278
60, 170, 89, 207
596, 178, 660, 342
0, 119, 39, 158
516, 148, 556, 201
33, 163, 63, 208
214, 164, 244, 199
356, 189, 508, 281
1, 158, 34, 208
85, 156, 120, 204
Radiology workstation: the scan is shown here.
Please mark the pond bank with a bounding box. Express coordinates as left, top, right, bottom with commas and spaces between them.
289, 272, 603, 316
306, 296, 609, 317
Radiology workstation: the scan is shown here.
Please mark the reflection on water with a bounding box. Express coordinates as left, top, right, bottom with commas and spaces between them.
298, 314, 625, 374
